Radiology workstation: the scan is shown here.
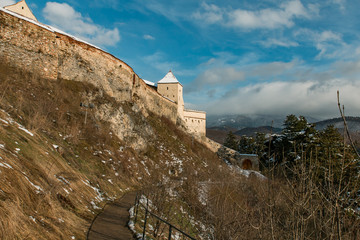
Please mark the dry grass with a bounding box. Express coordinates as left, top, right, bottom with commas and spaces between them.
0, 57, 224, 239
2, 54, 358, 240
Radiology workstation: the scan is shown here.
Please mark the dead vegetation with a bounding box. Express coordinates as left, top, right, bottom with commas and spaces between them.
1, 51, 359, 240
0, 58, 224, 239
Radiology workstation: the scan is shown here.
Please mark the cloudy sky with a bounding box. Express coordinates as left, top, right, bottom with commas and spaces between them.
2, 0, 360, 119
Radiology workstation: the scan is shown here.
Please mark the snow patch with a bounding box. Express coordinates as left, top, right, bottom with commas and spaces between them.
82, 179, 106, 207
0, 162, 13, 169
55, 175, 70, 185
29, 216, 36, 223
23, 175, 43, 193
17, 125, 34, 136
0, 118, 9, 125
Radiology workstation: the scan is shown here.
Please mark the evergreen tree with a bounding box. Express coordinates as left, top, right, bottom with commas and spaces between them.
281, 114, 317, 163
238, 136, 256, 154
224, 131, 238, 150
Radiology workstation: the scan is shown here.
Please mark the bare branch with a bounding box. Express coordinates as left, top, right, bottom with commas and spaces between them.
337, 91, 360, 158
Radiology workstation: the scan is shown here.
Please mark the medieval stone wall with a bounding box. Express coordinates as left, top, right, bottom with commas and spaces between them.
0, 9, 178, 123
183, 109, 206, 136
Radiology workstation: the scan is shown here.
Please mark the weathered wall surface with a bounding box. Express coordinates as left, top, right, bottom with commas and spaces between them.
0, 10, 178, 125
183, 109, 206, 136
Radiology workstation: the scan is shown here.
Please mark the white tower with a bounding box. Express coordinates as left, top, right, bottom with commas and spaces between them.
157, 71, 184, 118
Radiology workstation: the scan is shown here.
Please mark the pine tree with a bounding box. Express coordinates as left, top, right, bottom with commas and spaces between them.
238, 136, 256, 154
224, 131, 238, 150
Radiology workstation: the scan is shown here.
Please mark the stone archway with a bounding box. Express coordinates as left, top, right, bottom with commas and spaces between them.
242, 159, 252, 170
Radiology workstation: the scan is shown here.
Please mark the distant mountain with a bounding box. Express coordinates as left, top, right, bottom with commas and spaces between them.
207, 114, 319, 129
206, 126, 239, 144
235, 126, 282, 137
314, 117, 360, 132
206, 115, 360, 146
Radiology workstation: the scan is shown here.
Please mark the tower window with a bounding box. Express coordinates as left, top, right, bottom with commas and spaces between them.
167, 87, 168, 90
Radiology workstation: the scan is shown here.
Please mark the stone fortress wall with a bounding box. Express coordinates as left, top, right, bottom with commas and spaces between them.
154, 71, 206, 136
157, 82, 185, 118
0, 5, 259, 170
0, 8, 179, 125
183, 109, 206, 136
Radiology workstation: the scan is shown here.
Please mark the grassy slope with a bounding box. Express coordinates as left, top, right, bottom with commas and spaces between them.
0, 60, 222, 239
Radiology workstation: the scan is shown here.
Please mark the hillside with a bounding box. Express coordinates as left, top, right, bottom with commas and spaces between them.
314, 116, 360, 131
1, 6, 359, 240
206, 126, 238, 144
0, 9, 225, 239
234, 126, 282, 137
0, 58, 227, 239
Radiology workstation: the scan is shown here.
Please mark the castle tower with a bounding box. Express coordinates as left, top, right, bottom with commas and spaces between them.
4, 0, 37, 21
157, 70, 184, 118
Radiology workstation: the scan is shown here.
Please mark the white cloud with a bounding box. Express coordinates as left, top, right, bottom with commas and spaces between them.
193, 0, 312, 30
331, 0, 346, 11
42, 2, 120, 47
143, 34, 155, 40
190, 67, 245, 91
0, 0, 16, 8
192, 2, 223, 24
192, 55, 360, 119
246, 60, 299, 78
294, 29, 345, 60
205, 78, 360, 119
142, 52, 180, 73
259, 38, 299, 48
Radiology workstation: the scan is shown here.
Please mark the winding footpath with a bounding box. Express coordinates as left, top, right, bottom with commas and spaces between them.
87, 192, 137, 240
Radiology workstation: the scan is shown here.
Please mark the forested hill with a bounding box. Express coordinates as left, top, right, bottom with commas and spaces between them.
314, 117, 360, 131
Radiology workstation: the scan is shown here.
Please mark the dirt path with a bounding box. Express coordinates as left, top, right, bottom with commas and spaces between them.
87, 191, 137, 240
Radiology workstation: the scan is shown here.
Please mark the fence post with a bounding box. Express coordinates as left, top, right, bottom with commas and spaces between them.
134, 194, 139, 224
142, 198, 149, 240
142, 208, 148, 240
168, 225, 172, 240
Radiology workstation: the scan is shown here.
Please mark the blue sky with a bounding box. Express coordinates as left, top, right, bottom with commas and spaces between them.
2, 0, 360, 119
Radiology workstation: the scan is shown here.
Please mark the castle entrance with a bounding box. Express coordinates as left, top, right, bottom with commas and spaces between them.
242, 159, 252, 170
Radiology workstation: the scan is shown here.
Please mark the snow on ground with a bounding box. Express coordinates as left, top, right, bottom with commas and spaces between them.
0, 162, 13, 169
55, 175, 70, 185
82, 179, 108, 209
235, 168, 267, 180
0, 111, 34, 136
197, 183, 208, 206
29, 216, 36, 223
140, 160, 150, 176
0, 118, 9, 124
82, 180, 105, 201
17, 124, 34, 136
23, 174, 43, 193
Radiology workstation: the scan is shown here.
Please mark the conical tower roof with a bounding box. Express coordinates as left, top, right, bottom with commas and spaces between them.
158, 70, 182, 85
